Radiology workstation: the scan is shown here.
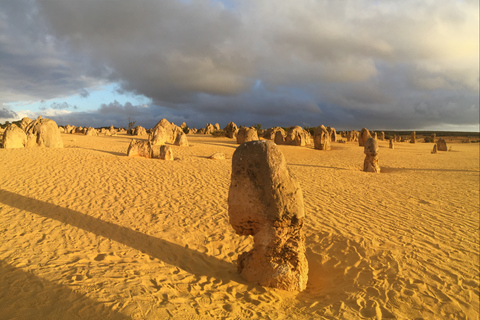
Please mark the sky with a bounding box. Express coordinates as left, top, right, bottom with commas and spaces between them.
1, 0, 479, 131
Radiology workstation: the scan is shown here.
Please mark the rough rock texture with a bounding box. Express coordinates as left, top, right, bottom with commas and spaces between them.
389, 138, 394, 149
20, 117, 33, 131
274, 130, 286, 145
304, 130, 312, 146
431, 144, 437, 154
347, 130, 359, 142
437, 138, 448, 151
358, 128, 371, 147
224, 122, 238, 139
209, 152, 225, 160
65, 125, 75, 134
134, 126, 148, 136
327, 127, 337, 142
228, 140, 308, 292
150, 119, 180, 144
24, 117, 64, 148
214, 123, 221, 131
285, 126, 306, 146
85, 127, 98, 136
180, 122, 188, 129
264, 127, 285, 141
160, 145, 174, 160
174, 132, 189, 147
2, 124, 27, 148
127, 139, 152, 158
364, 137, 380, 173
236, 127, 259, 144
150, 126, 168, 145
411, 132, 416, 143
190, 127, 197, 134
204, 123, 215, 135
313, 125, 331, 150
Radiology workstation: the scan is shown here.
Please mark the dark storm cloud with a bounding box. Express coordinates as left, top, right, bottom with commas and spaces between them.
0, 108, 18, 119
2, 0, 479, 130
0, 0, 103, 106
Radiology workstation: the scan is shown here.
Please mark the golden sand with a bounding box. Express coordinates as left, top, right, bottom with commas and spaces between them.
0, 133, 478, 319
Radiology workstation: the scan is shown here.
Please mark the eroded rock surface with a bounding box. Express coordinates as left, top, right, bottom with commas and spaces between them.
228, 140, 308, 291
127, 139, 152, 158
313, 125, 331, 150
364, 137, 380, 173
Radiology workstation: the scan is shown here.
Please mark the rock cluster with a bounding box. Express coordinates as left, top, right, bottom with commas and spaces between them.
228, 140, 308, 291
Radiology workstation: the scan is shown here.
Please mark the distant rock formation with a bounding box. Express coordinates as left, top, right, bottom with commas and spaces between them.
364, 137, 380, 173
224, 122, 238, 139
389, 138, 394, 149
285, 126, 306, 146
431, 144, 437, 154
347, 130, 359, 142
85, 127, 98, 136
327, 126, 337, 142
174, 132, 189, 147
313, 125, 331, 150
150, 119, 181, 144
274, 129, 286, 145
410, 132, 416, 144
437, 138, 448, 151
228, 140, 308, 291
134, 126, 148, 136
236, 127, 259, 144
204, 123, 215, 135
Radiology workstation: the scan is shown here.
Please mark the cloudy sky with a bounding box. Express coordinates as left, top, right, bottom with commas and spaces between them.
1, 0, 478, 131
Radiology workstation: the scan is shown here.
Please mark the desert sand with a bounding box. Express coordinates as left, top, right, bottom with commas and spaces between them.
0, 133, 478, 319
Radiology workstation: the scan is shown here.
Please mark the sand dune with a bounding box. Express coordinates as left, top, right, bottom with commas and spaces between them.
0, 133, 478, 319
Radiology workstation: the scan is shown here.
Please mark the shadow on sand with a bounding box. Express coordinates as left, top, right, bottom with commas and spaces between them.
0, 189, 242, 284
0, 259, 129, 320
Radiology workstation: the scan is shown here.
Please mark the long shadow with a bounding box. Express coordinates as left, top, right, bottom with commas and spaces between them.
381, 166, 479, 173
66, 146, 126, 157
0, 189, 242, 284
193, 141, 238, 149
0, 259, 129, 320
86, 148, 126, 157
289, 163, 352, 171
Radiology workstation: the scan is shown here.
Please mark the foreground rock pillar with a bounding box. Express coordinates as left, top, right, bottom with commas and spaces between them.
228, 140, 308, 291
364, 137, 380, 173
